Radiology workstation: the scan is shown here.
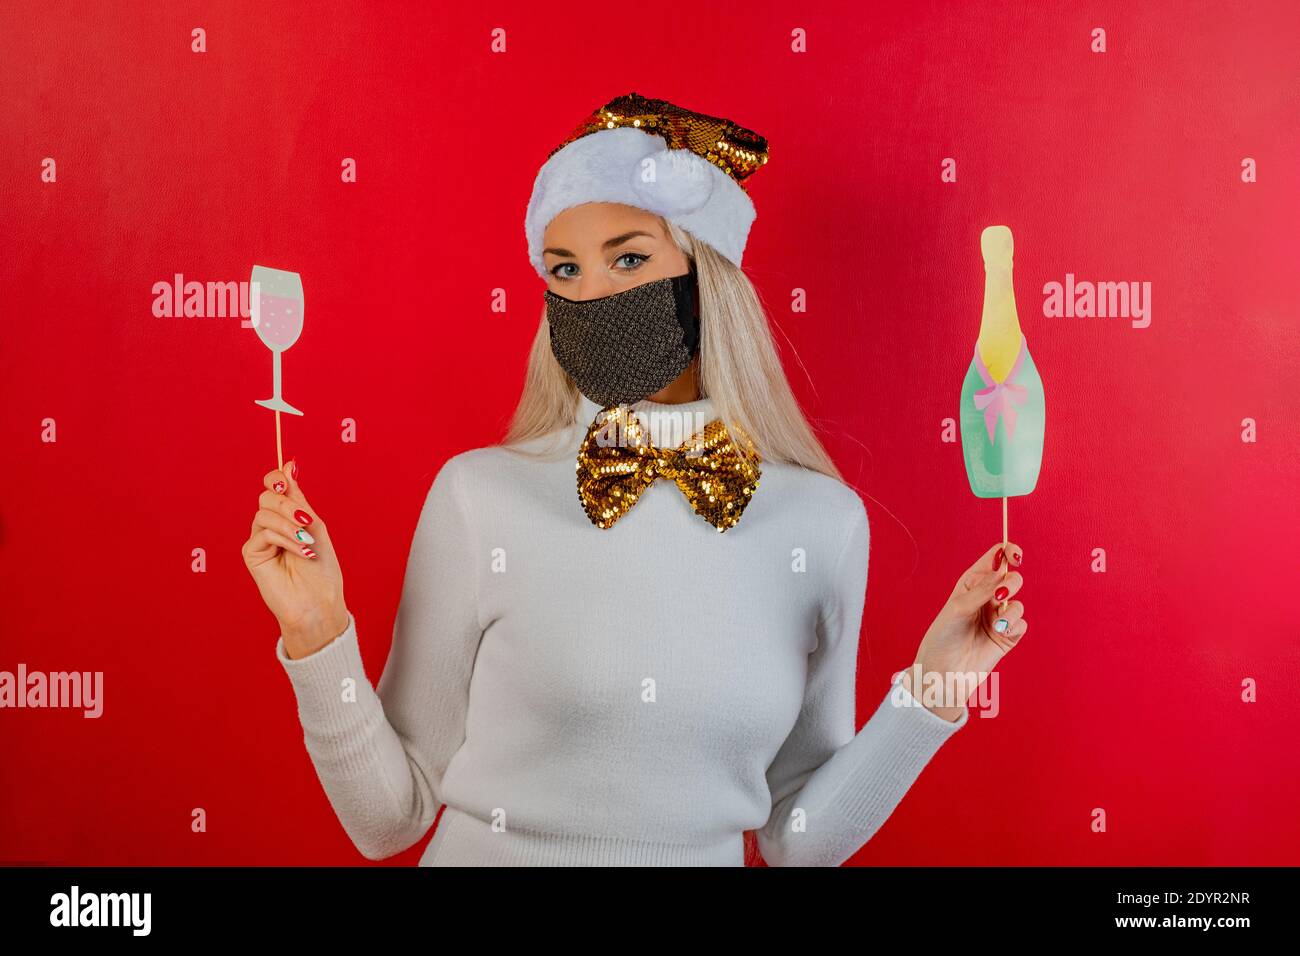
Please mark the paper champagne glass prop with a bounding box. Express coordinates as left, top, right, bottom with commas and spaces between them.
958, 226, 1045, 614
250, 265, 305, 470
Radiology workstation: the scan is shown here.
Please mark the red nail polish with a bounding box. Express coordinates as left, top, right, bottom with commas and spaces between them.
300, 545, 317, 559
995, 586, 1009, 601
290, 460, 299, 481
294, 509, 313, 526
993, 548, 1004, 570
273, 480, 286, 494
1013, 551, 1022, 566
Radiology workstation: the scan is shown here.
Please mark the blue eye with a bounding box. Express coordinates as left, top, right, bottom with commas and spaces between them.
549, 253, 651, 281
616, 252, 650, 270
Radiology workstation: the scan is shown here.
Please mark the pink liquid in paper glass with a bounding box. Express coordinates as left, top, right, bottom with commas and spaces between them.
256, 293, 303, 348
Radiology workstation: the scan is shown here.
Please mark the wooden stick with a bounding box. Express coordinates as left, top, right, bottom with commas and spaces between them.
275, 409, 284, 472
999, 495, 1009, 613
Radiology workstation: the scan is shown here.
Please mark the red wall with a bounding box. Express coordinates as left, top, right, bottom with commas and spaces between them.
1, 0, 1297, 865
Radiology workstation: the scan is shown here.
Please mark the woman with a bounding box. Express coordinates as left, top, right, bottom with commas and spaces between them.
242, 92, 1028, 867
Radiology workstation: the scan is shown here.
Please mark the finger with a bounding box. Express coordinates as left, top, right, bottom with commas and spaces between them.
249, 525, 318, 561
985, 539, 1021, 573
263, 459, 309, 508
992, 569, 1024, 601
952, 539, 1021, 594
952, 567, 1024, 616
986, 598, 1024, 630
242, 529, 276, 564
282, 456, 308, 507
263, 466, 290, 496
253, 507, 318, 549
983, 601, 1028, 648
258, 488, 322, 536
243, 527, 286, 565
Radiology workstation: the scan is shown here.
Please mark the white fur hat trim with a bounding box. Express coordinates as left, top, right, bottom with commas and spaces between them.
524, 126, 756, 280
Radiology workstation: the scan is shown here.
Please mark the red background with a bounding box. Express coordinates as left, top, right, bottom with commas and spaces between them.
1, 0, 1297, 865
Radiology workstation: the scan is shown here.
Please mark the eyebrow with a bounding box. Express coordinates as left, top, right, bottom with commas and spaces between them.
543, 230, 657, 259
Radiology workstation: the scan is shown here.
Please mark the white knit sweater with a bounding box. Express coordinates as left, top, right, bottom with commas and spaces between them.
275, 394, 968, 866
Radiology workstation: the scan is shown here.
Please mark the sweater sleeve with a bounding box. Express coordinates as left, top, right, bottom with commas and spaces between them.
274, 456, 482, 861
756, 496, 969, 867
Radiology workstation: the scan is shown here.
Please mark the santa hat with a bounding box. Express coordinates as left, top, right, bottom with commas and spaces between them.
524, 91, 770, 280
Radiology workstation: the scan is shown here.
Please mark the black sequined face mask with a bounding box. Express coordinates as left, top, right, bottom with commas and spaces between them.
544, 266, 701, 408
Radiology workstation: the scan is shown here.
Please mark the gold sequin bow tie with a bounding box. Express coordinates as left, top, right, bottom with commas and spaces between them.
576, 405, 762, 532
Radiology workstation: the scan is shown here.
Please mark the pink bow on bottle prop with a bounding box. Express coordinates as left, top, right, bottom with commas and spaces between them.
972, 342, 1029, 444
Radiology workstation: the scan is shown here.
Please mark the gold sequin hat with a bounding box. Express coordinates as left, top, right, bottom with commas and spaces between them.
525, 92, 770, 280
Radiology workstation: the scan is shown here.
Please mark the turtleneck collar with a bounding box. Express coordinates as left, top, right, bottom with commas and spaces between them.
574, 394, 717, 448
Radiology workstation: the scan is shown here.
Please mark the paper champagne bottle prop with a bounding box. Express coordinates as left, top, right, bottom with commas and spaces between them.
250, 265, 305, 470
958, 226, 1045, 611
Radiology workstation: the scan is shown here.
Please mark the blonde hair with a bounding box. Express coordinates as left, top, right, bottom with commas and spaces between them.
502, 217, 843, 482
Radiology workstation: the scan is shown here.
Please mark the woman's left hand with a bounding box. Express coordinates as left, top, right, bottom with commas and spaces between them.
901, 541, 1027, 721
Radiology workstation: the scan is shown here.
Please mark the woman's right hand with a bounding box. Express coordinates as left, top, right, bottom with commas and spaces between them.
241, 458, 351, 659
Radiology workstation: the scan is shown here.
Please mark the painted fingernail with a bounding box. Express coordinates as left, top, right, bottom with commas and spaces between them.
290, 460, 299, 481
994, 618, 1010, 634
1013, 551, 1022, 566
294, 528, 315, 544
273, 480, 286, 494
293, 509, 313, 526
995, 586, 1010, 601
993, 548, 1004, 570
300, 545, 317, 559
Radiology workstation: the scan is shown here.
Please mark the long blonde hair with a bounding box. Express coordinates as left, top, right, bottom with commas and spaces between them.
502, 217, 843, 483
